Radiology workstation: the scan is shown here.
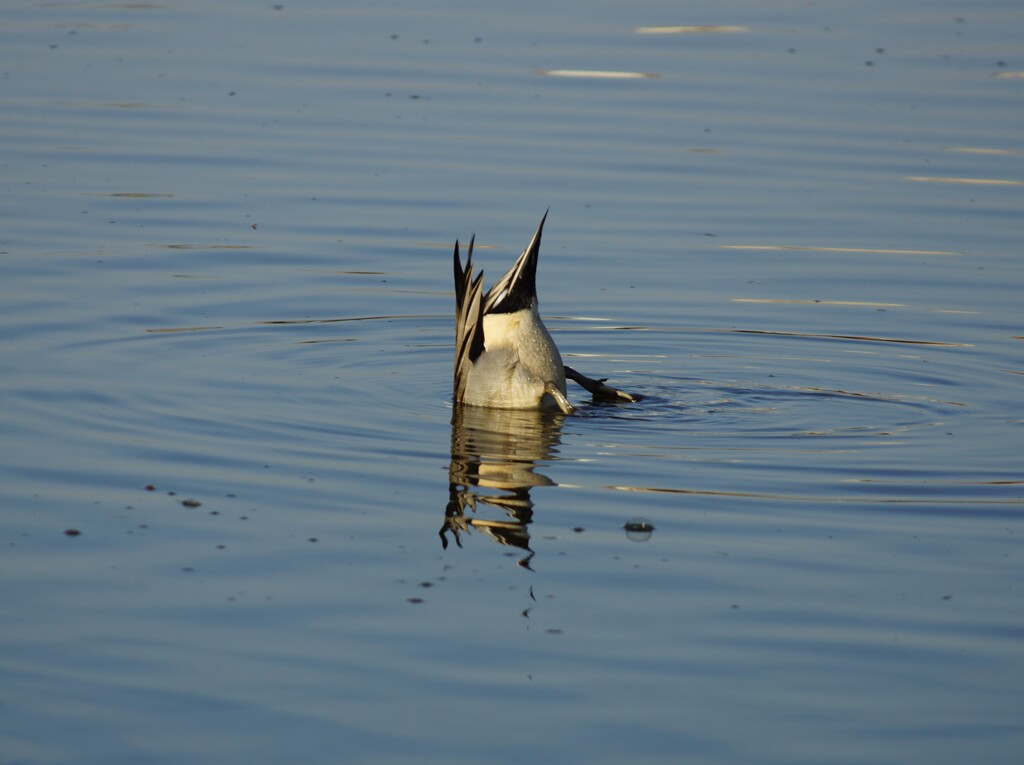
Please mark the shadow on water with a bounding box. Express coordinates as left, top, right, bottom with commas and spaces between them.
441, 405, 568, 569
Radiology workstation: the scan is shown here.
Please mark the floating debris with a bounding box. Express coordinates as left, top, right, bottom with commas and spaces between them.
944, 147, 1017, 155
105, 192, 174, 198
636, 25, 749, 35
905, 175, 1023, 186
537, 69, 659, 80
145, 326, 225, 334
732, 298, 905, 307
720, 244, 963, 256
624, 518, 655, 542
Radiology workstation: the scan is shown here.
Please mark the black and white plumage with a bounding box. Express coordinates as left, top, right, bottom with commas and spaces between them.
453, 212, 637, 413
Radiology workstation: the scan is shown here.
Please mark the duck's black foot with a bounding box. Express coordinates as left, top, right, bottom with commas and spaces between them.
564, 366, 640, 403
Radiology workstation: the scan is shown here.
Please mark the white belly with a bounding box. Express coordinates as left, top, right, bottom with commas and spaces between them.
461, 305, 566, 410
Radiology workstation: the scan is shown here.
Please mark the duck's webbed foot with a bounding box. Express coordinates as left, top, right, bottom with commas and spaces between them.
544, 381, 576, 415
564, 366, 640, 403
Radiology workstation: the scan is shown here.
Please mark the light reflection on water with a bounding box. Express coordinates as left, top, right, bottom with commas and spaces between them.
2, 0, 1023, 763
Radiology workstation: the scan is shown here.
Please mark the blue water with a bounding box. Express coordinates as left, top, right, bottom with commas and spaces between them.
2, 1, 1022, 763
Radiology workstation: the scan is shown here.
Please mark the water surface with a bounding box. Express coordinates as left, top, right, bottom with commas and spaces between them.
2, 1, 1022, 763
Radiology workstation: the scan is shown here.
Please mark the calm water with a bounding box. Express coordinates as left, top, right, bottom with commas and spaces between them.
2, 1, 1022, 763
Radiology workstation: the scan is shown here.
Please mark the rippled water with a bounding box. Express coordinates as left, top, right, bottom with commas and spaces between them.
2, 1, 1023, 763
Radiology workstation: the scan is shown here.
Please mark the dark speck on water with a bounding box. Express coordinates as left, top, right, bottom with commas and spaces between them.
624, 519, 655, 533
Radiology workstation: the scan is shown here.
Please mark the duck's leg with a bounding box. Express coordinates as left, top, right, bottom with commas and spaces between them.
564, 366, 639, 403
544, 381, 576, 415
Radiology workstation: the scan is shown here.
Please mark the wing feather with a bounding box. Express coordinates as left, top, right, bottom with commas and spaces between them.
453, 236, 485, 401
483, 209, 548, 314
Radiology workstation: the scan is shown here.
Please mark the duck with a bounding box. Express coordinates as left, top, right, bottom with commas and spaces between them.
453, 211, 637, 413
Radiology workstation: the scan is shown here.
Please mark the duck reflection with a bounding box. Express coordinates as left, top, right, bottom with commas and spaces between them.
441, 405, 567, 568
